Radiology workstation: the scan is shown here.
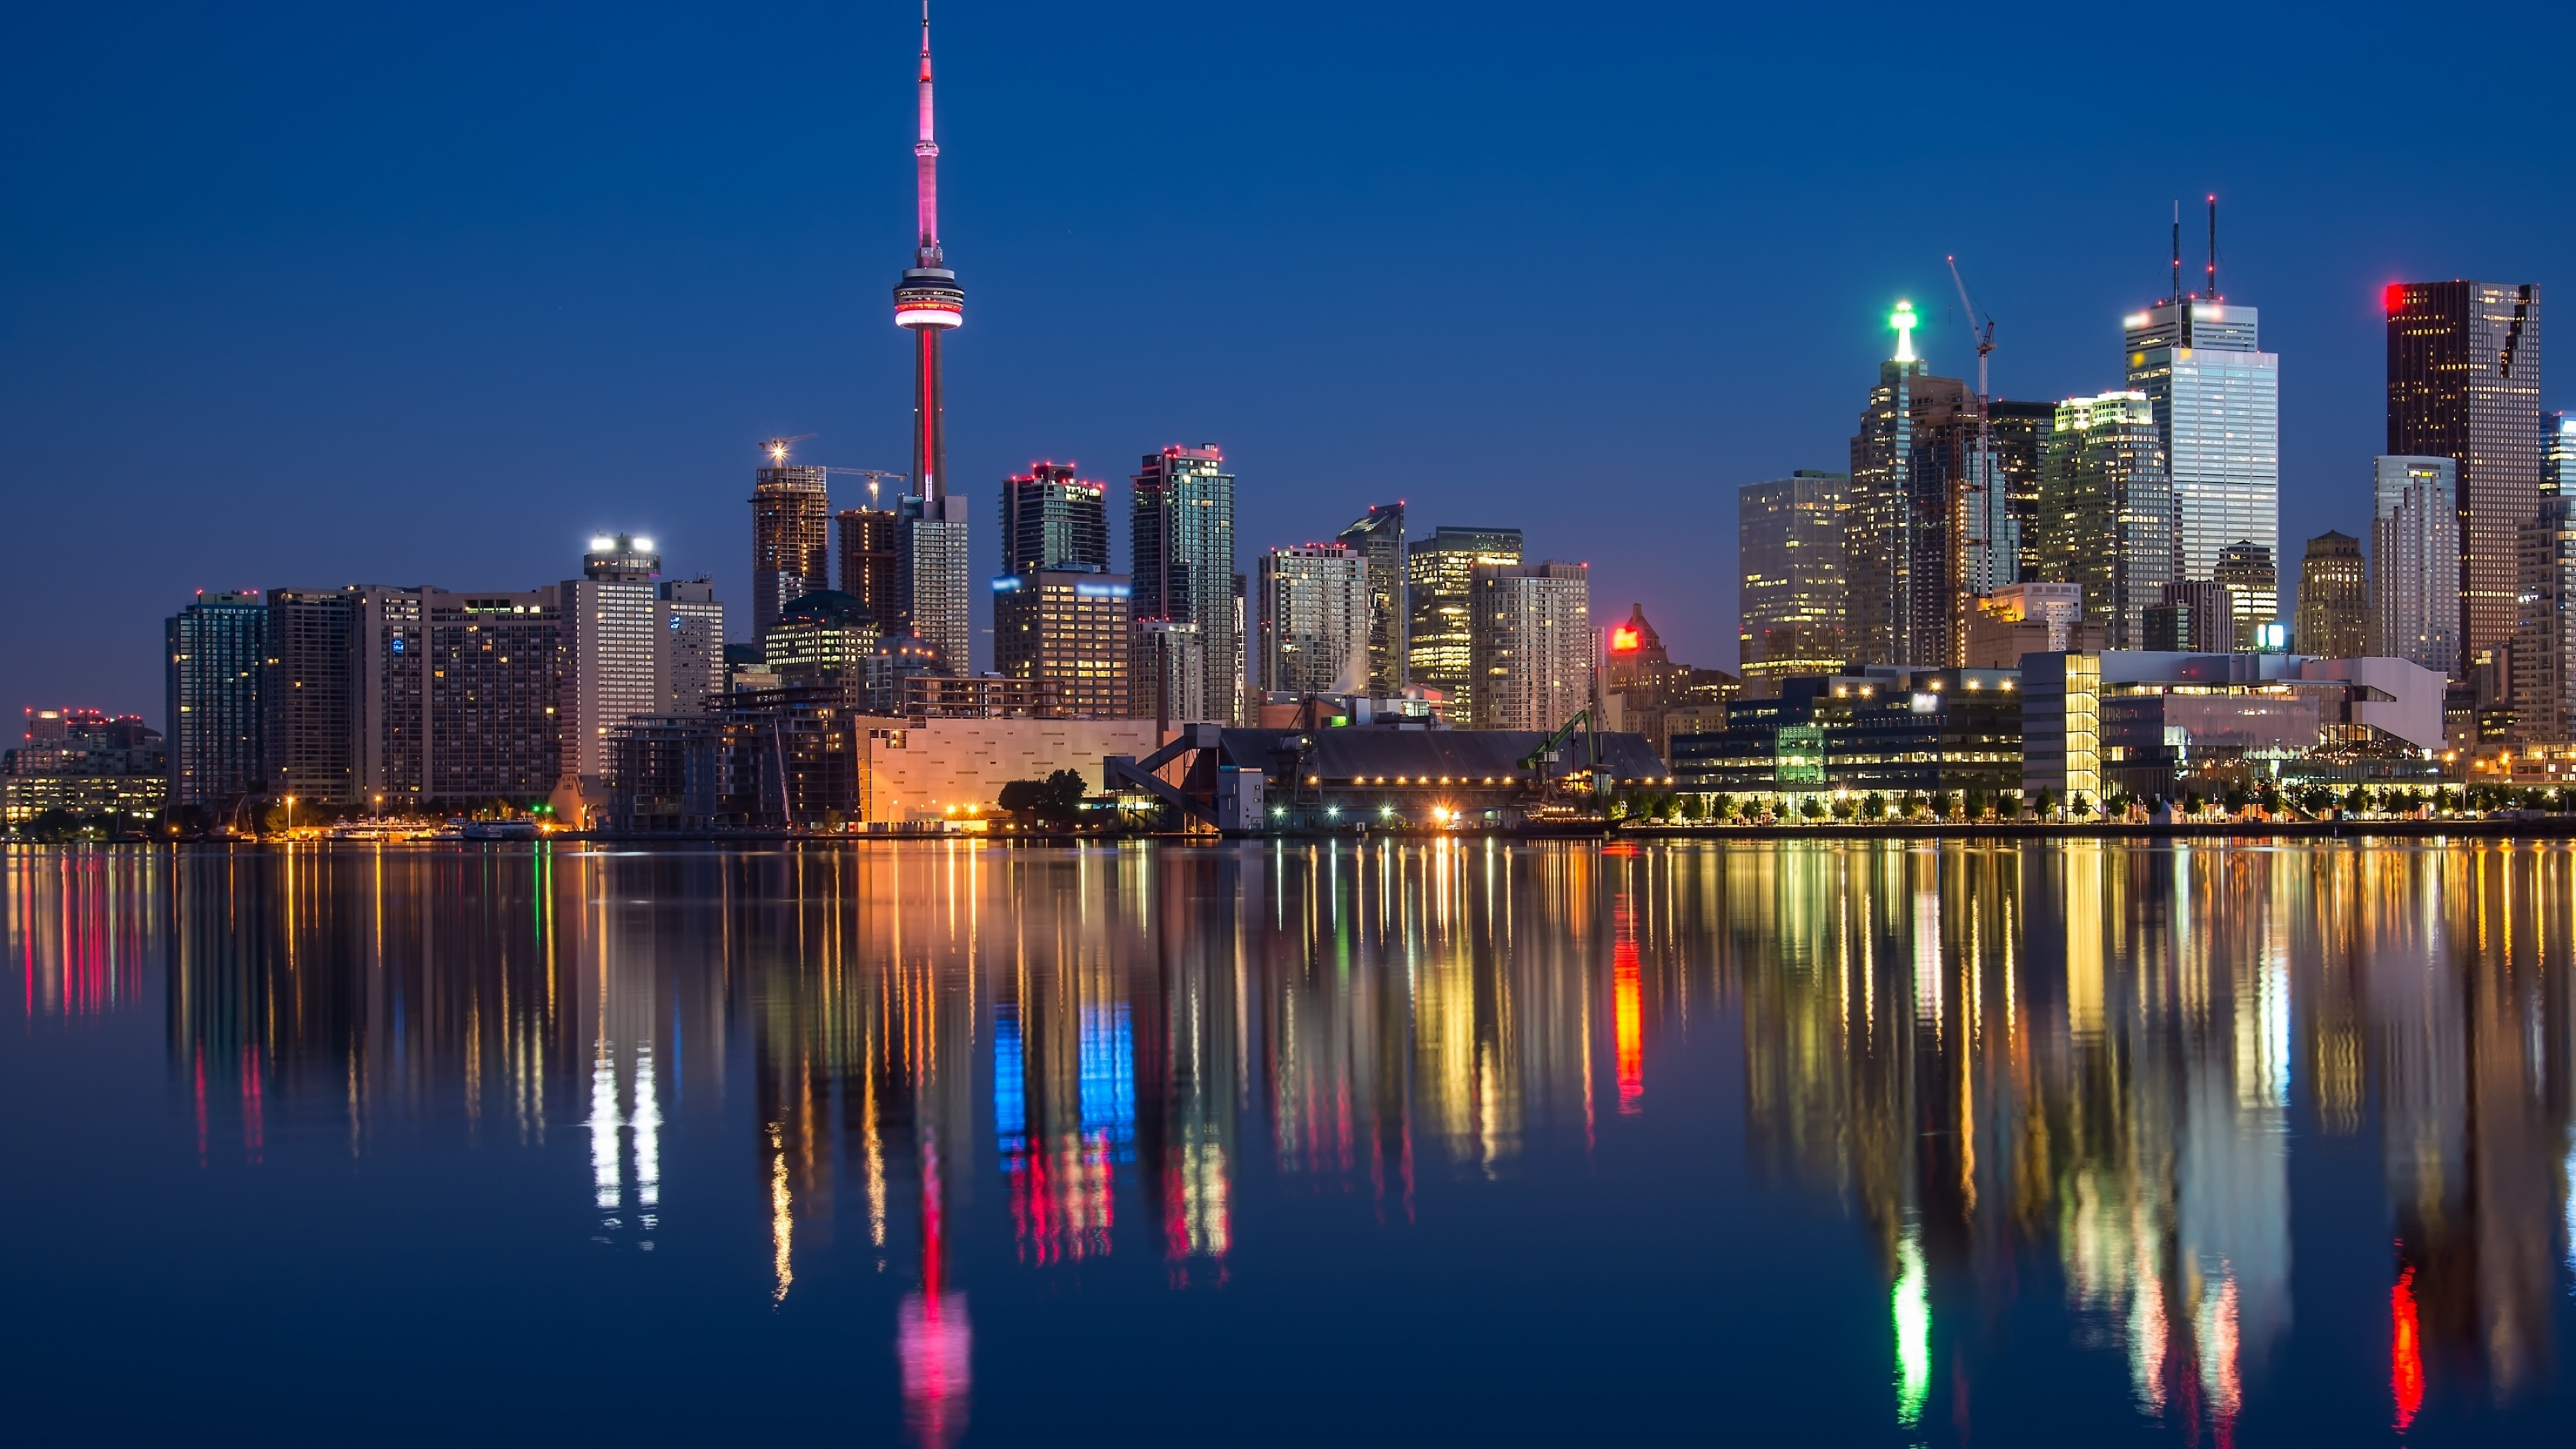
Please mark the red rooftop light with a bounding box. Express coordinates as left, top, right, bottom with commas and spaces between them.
2383, 282, 2407, 315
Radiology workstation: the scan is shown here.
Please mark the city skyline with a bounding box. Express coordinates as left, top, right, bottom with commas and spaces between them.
7, 1, 2575, 722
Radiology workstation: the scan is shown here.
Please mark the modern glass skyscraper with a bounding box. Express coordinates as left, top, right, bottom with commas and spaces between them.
2123, 301, 2279, 593
1256, 544, 1368, 696
897, 490, 972, 673
1846, 303, 1978, 666
2386, 280, 2542, 676
1986, 400, 2056, 583
1130, 445, 1240, 724
1406, 525, 1522, 721
2372, 456, 2461, 676
997, 464, 1126, 716
1000, 463, 1109, 577
2295, 532, 2367, 659
561, 535, 661, 784
2035, 390, 2174, 651
1334, 502, 1407, 696
1737, 470, 1849, 696
1468, 561, 1593, 733
165, 590, 268, 811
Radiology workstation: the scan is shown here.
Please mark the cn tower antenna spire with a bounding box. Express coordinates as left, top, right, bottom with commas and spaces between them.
915, 0, 941, 267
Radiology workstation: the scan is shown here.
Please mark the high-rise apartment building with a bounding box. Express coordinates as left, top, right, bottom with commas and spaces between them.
1986, 400, 2057, 582
655, 578, 726, 715
751, 452, 830, 639
2386, 280, 2542, 676
164, 590, 267, 811
1846, 303, 1980, 666
1469, 561, 1593, 733
1133, 619, 1208, 726
897, 491, 972, 672
835, 504, 900, 627
995, 571, 1132, 717
1407, 525, 1521, 720
1737, 470, 1849, 696
560, 535, 662, 784
2213, 541, 2279, 649
1131, 445, 1240, 723
263, 588, 363, 804
2296, 532, 2368, 659
2034, 390, 2175, 651
420, 590, 563, 802
2373, 456, 2461, 676
1335, 503, 1407, 696
2123, 299, 2279, 588
1000, 464, 1110, 576
2513, 498, 2576, 744
1256, 544, 1368, 696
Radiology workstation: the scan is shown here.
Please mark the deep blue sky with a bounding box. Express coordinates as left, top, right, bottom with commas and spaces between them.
6, 0, 2573, 725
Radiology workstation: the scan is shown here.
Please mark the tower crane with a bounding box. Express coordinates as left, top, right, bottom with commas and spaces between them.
761, 433, 818, 464
825, 468, 908, 506
1946, 256, 2004, 609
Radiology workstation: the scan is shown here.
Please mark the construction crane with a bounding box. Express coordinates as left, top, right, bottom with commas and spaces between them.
1946, 255, 2002, 606
761, 433, 818, 464
825, 468, 908, 506
1518, 705, 1601, 802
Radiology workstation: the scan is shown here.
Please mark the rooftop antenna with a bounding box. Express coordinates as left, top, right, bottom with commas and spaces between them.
2170, 200, 2182, 303
2206, 194, 2219, 301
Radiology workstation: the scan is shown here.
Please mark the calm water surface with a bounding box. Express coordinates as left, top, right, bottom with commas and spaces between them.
5, 839, 2574, 1446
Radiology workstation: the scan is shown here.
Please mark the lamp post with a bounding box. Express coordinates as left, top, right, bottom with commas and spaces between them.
284, 795, 295, 838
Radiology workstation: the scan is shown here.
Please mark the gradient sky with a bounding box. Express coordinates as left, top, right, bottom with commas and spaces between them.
6, 0, 2573, 726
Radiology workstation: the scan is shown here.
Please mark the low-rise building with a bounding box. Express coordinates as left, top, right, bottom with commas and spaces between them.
3, 710, 168, 826
1670, 666, 2024, 802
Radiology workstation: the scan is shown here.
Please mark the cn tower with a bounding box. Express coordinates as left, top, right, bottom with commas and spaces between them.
892, 0, 963, 497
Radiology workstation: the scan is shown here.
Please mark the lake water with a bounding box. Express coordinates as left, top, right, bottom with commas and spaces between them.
5, 839, 2573, 1446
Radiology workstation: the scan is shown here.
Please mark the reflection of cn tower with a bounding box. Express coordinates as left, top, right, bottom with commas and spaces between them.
898, 1134, 970, 1448
892, 0, 963, 494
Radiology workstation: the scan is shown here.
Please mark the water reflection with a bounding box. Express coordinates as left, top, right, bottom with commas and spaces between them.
5, 839, 2574, 1444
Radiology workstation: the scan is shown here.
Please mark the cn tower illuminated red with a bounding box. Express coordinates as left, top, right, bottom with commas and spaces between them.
892, 0, 963, 499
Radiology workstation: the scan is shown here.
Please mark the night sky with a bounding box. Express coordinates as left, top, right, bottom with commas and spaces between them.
6, 0, 2572, 724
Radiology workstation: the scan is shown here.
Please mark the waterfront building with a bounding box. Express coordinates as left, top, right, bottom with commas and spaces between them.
765, 590, 881, 686
835, 504, 900, 627
2034, 390, 2175, 650
655, 578, 726, 715
898, 490, 973, 675
2297, 532, 2369, 659
2, 710, 166, 826
263, 587, 364, 804
2373, 456, 2462, 677
994, 570, 1132, 718
421, 590, 563, 804
1737, 471, 1849, 695
1600, 603, 1737, 762
2213, 541, 2279, 649
2123, 297, 2279, 588
751, 448, 830, 640
2387, 281, 2543, 677
1256, 544, 1368, 696
1846, 302, 1980, 667
1131, 445, 1240, 723
1670, 665, 2024, 802
560, 534, 661, 784
2513, 497, 2576, 743
1001, 463, 1109, 576
1406, 525, 1521, 720
1335, 503, 1407, 696
1468, 561, 1592, 733
164, 590, 267, 811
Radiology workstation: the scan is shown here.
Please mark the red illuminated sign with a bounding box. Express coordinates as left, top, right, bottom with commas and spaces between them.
1609, 626, 1642, 653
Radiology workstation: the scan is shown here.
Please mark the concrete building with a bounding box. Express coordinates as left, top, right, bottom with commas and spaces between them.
765, 590, 880, 686
655, 578, 726, 715
2123, 297, 2280, 590
897, 490, 972, 674
2373, 456, 2461, 676
165, 590, 267, 812
1132, 445, 1240, 723
1963, 583, 2102, 669
2147, 580, 2237, 654
560, 535, 661, 784
2034, 390, 2176, 650
3, 710, 167, 826
263, 587, 366, 805
419, 589, 563, 804
1737, 470, 1849, 695
1335, 502, 1407, 696
2296, 531, 2368, 659
1468, 561, 1592, 733
750, 451, 830, 639
1132, 619, 1209, 727
835, 504, 900, 628
1407, 525, 1521, 720
861, 717, 1163, 825
994, 570, 1132, 718
2386, 280, 2542, 678
2213, 540, 2279, 648
1000, 463, 1109, 576
1256, 543, 1368, 696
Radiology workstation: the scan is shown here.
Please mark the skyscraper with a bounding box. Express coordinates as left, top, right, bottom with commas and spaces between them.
2296, 532, 2368, 659
1000, 464, 1110, 576
835, 502, 900, 627
1737, 470, 1849, 696
1407, 525, 1522, 720
165, 590, 267, 812
264, 587, 362, 804
890, 4, 971, 674
1469, 561, 1593, 733
2213, 541, 2279, 649
419, 589, 562, 802
1131, 445, 1240, 724
2123, 272, 2280, 592
994, 571, 1131, 716
655, 578, 727, 715
2386, 280, 2542, 677
1334, 502, 1407, 696
1986, 400, 2056, 582
1256, 543, 1368, 696
751, 445, 830, 639
2373, 456, 2461, 676
2034, 390, 2174, 651
1846, 301, 1980, 666
560, 535, 661, 784
2518, 412, 2576, 741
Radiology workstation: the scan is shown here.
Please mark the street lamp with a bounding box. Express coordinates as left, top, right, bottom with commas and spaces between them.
284, 795, 296, 837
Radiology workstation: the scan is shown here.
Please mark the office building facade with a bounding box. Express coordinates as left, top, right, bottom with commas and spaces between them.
1738, 470, 1850, 695
1256, 543, 1368, 696
2212, 541, 2279, 649
1131, 445, 1240, 723
655, 578, 726, 715
897, 492, 972, 673
1469, 561, 1592, 733
1335, 502, 1407, 696
2296, 532, 2369, 660
1000, 464, 1110, 576
165, 590, 268, 810
2123, 299, 2280, 588
995, 570, 1132, 718
2387, 280, 2542, 676
1846, 307, 1979, 667
2373, 456, 2461, 676
2033, 390, 2176, 651
1407, 525, 1522, 720
560, 535, 661, 783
